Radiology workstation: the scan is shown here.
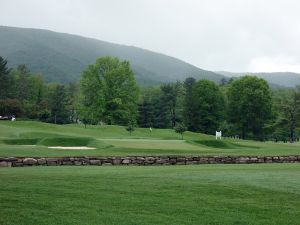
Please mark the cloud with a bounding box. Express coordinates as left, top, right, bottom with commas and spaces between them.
249, 56, 300, 73
1, 0, 300, 73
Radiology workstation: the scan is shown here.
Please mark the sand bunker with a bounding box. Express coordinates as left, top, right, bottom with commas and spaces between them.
48, 146, 96, 150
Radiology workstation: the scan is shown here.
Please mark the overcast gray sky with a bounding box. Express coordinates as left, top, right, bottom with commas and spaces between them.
1, 0, 300, 73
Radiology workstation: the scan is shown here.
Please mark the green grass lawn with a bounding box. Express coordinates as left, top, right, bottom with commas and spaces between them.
1, 164, 300, 225
1, 120, 300, 157
1, 121, 300, 225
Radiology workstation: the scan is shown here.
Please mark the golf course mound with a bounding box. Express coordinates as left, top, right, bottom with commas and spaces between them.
1, 135, 98, 149
195, 140, 232, 148
39, 137, 93, 147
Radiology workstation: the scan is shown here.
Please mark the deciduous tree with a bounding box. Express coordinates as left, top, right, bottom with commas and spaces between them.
191, 80, 225, 134
227, 76, 272, 139
174, 123, 187, 139
80, 57, 139, 125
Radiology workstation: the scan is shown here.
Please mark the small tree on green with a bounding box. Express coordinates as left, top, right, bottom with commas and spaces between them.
126, 118, 136, 136
82, 117, 89, 129
174, 123, 187, 140
126, 124, 135, 136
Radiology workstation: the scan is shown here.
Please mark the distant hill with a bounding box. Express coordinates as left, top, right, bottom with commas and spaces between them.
217, 71, 300, 88
0, 26, 223, 85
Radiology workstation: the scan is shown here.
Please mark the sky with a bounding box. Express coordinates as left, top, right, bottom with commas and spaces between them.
1, 0, 300, 73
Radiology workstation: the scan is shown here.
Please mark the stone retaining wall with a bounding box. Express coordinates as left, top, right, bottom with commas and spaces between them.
1, 155, 300, 167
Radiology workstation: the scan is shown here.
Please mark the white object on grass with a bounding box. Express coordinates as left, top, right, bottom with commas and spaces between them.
216, 131, 222, 140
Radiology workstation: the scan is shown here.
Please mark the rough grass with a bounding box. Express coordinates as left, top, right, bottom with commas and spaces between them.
1, 164, 300, 225
1, 138, 39, 145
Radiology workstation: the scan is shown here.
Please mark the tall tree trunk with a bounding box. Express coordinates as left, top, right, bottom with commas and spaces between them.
290, 127, 294, 143
290, 112, 295, 143
242, 126, 246, 139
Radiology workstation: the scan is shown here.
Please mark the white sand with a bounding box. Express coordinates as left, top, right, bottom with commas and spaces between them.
47, 146, 96, 150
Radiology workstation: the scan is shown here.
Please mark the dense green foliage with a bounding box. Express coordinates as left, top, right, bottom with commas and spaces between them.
1, 54, 300, 141
227, 76, 272, 139
49, 84, 70, 124
189, 80, 225, 133
272, 87, 300, 142
1, 164, 300, 225
0, 99, 23, 116
0, 56, 11, 99
0, 63, 77, 124
183, 77, 196, 130
80, 57, 139, 125
0, 26, 223, 85
138, 83, 184, 128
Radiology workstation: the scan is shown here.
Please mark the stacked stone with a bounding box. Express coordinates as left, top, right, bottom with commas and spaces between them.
0, 155, 300, 167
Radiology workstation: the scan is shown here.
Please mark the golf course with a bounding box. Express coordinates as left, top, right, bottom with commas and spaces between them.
1, 121, 300, 157
1, 121, 300, 225
2, 2, 300, 224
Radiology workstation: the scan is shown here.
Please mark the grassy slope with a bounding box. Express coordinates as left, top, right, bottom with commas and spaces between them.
1, 164, 300, 225
0, 120, 300, 157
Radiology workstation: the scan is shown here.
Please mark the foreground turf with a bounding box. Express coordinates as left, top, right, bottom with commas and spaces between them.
0, 164, 300, 225
1, 121, 300, 157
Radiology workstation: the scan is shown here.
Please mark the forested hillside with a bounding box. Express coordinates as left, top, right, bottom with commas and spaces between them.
0, 26, 223, 85
218, 71, 300, 87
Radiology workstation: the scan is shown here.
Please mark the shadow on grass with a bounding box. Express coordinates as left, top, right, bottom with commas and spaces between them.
192, 140, 260, 149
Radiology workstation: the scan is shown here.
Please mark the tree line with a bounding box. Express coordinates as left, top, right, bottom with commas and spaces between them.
1, 56, 299, 142
0, 57, 78, 124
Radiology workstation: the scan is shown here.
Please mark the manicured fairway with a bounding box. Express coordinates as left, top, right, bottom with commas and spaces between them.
1, 164, 300, 225
1, 121, 300, 157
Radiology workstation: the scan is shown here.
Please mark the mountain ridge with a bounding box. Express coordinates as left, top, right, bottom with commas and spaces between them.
2, 26, 300, 87
217, 71, 300, 87
0, 26, 223, 85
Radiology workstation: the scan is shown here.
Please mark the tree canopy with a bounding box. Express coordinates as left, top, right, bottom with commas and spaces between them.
190, 80, 225, 134
227, 76, 272, 139
1, 55, 299, 142
80, 57, 139, 125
